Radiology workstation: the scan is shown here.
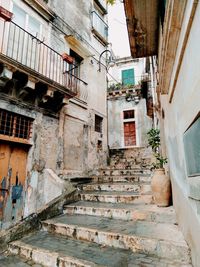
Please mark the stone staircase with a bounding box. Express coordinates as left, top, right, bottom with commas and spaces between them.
1, 149, 192, 267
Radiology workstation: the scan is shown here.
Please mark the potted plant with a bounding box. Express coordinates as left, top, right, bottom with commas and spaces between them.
147, 128, 171, 207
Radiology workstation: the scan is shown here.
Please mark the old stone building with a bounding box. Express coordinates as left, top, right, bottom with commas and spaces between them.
0, 0, 108, 229
107, 56, 153, 149
124, 0, 200, 266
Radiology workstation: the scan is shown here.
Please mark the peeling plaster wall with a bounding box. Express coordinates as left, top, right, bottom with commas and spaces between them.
0, 0, 108, 228
0, 101, 67, 227
47, 0, 108, 177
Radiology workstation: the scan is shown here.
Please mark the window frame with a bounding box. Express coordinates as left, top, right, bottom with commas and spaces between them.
95, 114, 103, 133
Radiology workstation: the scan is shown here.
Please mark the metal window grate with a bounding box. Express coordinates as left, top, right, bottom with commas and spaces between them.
95, 115, 103, 133
0, 109, 33, 140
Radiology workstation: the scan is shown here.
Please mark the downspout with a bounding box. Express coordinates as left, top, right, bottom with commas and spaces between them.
149, 56, 157, 128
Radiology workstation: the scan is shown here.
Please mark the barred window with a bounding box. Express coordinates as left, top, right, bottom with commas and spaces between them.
0, 109, 33, 141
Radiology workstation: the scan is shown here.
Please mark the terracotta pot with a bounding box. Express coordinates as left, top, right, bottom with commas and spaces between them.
151, 168, 171, 207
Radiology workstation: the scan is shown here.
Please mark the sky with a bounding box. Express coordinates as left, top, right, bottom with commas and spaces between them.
108, 0, 131, 58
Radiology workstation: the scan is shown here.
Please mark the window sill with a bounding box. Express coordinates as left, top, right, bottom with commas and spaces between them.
0, 135, 32, 146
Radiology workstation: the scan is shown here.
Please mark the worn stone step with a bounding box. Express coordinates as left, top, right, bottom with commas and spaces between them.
0, 254, 43, 267
109, 161, 152, 167
63, 201, 177, 223
95, 175, 151, 183
42, 214, 191, 262
99, 169, 152, 176
9, 231, 130, 267
7, 232, 191, 267
79, 191, 153, 204
79, 182, 151, 193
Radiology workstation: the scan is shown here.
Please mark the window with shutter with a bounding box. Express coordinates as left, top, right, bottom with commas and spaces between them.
122, 68, 135, 86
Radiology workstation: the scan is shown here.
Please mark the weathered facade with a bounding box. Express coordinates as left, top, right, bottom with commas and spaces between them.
124, 0, 200, 266
107, 57, 153, 149
0, 0, 108, 229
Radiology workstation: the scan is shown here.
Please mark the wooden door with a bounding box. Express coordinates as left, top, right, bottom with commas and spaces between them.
124, 122, 136, 146
0, 141, 28, 223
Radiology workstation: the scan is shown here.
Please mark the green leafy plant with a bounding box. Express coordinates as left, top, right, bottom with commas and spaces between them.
147, 128, 160, 153
147, 128, 167, 169
106, 0, 116, 5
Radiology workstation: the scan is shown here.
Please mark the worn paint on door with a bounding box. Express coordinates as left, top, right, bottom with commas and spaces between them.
0, 141, 28, 228
124, 122, 136, 146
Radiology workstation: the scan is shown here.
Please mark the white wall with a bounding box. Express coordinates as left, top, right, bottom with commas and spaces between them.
108, 57, 146, 85
159, 2, 200, 266
108, 97, 151, 149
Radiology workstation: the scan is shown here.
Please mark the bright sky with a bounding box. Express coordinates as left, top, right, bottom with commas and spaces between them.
108, 0, 131, 58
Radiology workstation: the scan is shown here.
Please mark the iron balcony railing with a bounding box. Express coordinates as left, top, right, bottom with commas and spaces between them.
108, 74, 151, 91
92, 11, 108, 42
0, 19, 82, 94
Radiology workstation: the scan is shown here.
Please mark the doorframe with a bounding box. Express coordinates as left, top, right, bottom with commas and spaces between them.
121, 107, 139, 148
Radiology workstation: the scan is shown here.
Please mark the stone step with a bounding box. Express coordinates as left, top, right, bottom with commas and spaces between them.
7, 232, 191, 267
109, 160, 151, 166
9, 231, 130, 267
79, 191, 153, 204
0, 254, 43, 267
42, 214, 191, 262
79, 182, 151, 193
95, 175, 151, 183
63, 201, 177, 223
99, 169, 152, 176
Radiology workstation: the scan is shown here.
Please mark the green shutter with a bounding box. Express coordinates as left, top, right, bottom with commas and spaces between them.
122, 69, 135, 86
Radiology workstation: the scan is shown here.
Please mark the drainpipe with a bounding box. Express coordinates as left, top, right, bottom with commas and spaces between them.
149, 56, 157, 128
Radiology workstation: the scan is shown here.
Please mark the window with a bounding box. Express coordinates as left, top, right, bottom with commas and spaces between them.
92, 11, 108, 42
122, 68, 135, 86
12, 4, 41, 37
95, 115, 103, 133
123, 110, 135, 119
94, 0, 107, 15
0, 109, 33, 141
69, 49, 83, 78
183, 115, 200, 176
8, 4, 42, 68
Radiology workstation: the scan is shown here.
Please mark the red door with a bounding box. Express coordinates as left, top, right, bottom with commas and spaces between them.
124, 122, 136, 146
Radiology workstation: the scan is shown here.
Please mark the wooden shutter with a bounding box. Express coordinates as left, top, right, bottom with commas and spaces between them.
122, 68, 135, 86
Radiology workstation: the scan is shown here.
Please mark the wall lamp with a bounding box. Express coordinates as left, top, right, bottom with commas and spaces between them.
98, 49, 115, 72
125, 93, 140, 104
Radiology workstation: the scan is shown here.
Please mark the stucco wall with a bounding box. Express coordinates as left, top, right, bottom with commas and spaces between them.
159, 2, 200, 266
108, 97, 151, 149
108, 58, 145, 85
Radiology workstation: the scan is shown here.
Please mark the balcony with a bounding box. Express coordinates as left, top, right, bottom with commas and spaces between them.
0, 17, 86, 112
92, 11, 108, 44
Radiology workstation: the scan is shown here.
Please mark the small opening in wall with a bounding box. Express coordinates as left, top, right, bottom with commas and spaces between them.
123, 110, 135, 119
95, 114, 103, 133
97, 140, 102, 151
